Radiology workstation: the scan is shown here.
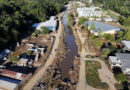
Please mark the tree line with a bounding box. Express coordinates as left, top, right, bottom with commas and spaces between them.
93, 0, 130, 17
0, 0, 69, 51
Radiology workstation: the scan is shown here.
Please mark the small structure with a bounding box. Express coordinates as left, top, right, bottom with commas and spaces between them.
84, 21, 121, 35
109, 56, 122, 68
17, 53, 29, 66
121, 40, 130, 51
1, 69, 27, 80
109, 53, 130, 75
102, 18, 115, 22
17, 57, 28, 66
0, 49, 11, 59
32, 16, 57, 31
77, 6, 102, 17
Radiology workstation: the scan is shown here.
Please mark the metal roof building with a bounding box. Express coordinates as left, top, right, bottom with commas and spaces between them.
109, 53, 130, 75
32, 16, 57, 31
116, 53, 130, 68
121, 40, 130, 51
84, 21, 121, 32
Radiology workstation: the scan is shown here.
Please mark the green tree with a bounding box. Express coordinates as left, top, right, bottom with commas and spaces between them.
101, 48, 110, 57
109, 45, 116, 52
119, 6, 130, 17
67, 13, 74, 26
90, 23, 96, 31
41, 26, 49, 34
98, 29, 102, 38
104, 34, 115, 42
12, 56, 18, 64
78, 17, 88, 26
115, 73, 127, 83
125, 27, 130, 40
123, 16, 130, 27
75, 12, 78, 17
26, 50, 31, 56
83, 24, 88, 31
93, 38, 103, 48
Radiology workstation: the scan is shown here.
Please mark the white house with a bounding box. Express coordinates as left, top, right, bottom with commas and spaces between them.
102, 18, 115, 22
32, 16, 57, 31
109, 53, 130, 75
77, 6, 102, 18
121, 40, 130, 51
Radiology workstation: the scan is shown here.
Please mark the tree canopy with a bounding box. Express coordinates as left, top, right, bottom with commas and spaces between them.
41, 26, 50, 34
93, 0, 130, 17
101, 48, 110, 57
90, 23, 96, 31
67, 13, 74, 26
78, 17, 88, 26
125, 27, 130, 40
93, 38, 103, 48
0, 0, 68, 50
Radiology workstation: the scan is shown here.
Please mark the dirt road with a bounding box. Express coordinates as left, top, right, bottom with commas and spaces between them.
76, 23, 117, 90
22, 14, 63, 90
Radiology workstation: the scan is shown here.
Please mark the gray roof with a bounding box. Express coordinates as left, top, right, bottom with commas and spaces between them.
116, 53, 130, 68
121, 40, 130, 49
109, 56, 121, 64
0, 49, 10, 58
84, 21, 121, 32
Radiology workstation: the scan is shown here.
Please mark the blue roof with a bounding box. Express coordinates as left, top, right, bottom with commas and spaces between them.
84, 21, 121, 32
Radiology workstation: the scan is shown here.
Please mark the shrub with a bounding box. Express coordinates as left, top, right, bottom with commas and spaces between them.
26, 50, 31, 56
109, 45, 116, 52
67, 13, 74, 26
78, 17, 88, 26
101, 48, 110, 57
75, 12, 78, 17
41, 26, 49, 34
12, 56, 18, 64
115, 73, 127, 83
93, 38, 103, 48
115, 83, 123, 90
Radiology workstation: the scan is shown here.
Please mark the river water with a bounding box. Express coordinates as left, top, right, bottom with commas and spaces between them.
59, 11, 78, 79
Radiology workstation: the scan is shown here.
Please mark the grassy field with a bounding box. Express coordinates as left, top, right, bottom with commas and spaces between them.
85, 61, 109, 89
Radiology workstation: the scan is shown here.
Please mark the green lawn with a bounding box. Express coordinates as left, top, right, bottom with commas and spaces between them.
85, 61, 109, 89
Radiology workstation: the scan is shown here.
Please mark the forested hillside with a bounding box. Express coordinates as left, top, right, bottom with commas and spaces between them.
93, 0, 130, 17
0, 0, 68, 50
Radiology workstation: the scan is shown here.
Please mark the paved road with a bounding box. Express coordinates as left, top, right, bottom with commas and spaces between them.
22, 14, 63, 90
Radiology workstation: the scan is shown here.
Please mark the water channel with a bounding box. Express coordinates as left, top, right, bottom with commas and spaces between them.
59, 10, 78, 79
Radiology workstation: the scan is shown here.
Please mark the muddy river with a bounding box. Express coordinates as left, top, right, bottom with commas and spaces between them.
59, 11, 78, 79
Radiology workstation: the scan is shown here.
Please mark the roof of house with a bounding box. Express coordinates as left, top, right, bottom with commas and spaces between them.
1, 69, 27, 80
115, 53, 130, 68
32, 16, 57, 31
109, 56, 121, 63
84, 21, 121, 32
121, 40, 130, 49
0, 49, 11, 58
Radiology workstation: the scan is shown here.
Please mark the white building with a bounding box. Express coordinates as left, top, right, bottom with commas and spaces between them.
77, 6, 102, 17
102, 18, 115, 22
32, 16, 57, 31
109, 53, 130, 75
121, 40, 130, 51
